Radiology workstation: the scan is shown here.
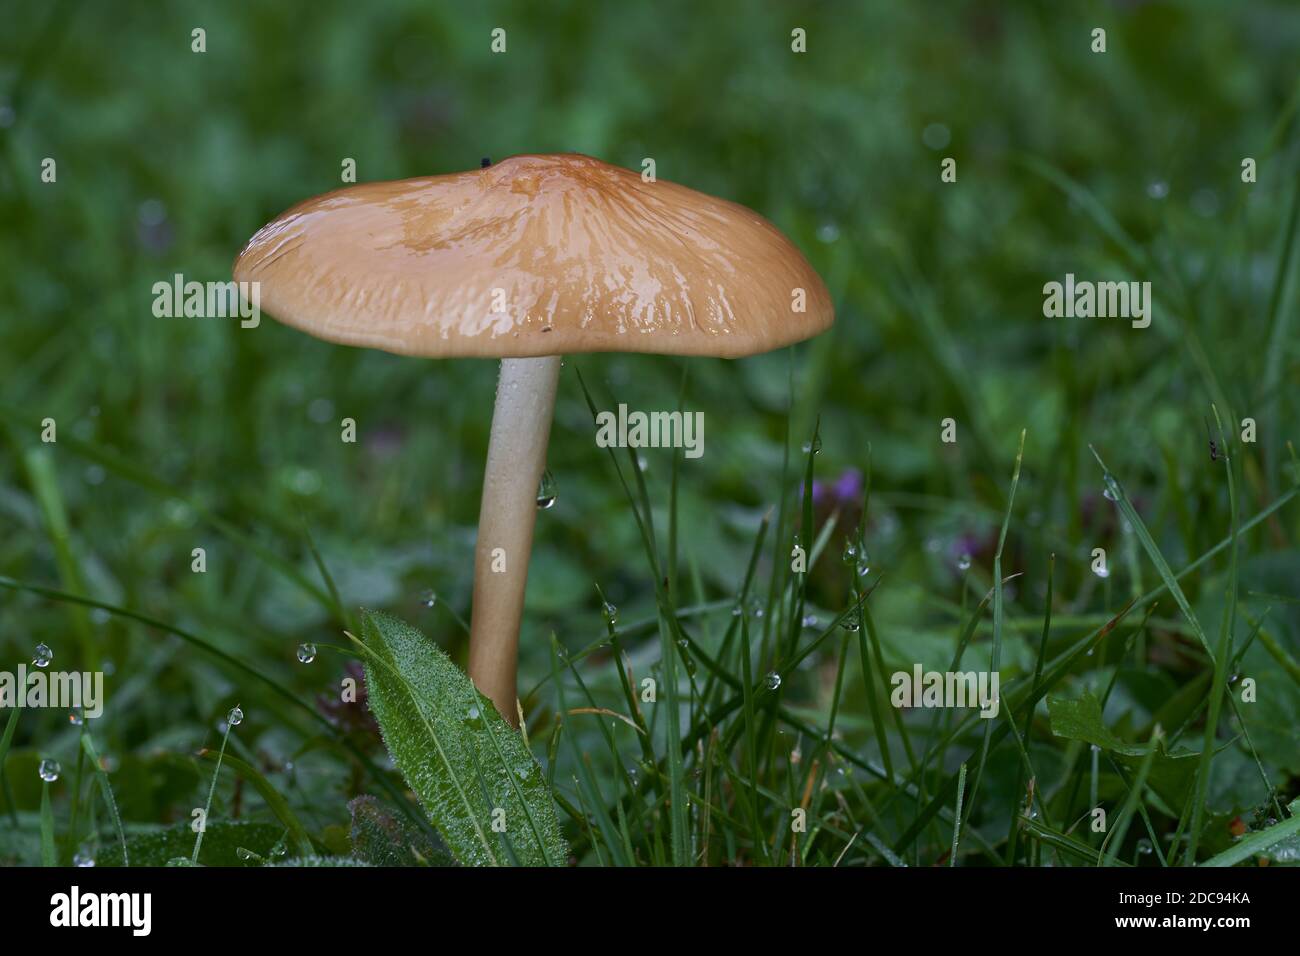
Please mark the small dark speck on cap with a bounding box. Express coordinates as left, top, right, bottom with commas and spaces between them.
481, 157, 492, 168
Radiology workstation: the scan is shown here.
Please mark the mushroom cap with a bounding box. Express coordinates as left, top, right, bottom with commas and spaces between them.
233, 154, 832, 359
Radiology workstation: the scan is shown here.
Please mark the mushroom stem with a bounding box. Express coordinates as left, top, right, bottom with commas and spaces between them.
468, 354, 562, 725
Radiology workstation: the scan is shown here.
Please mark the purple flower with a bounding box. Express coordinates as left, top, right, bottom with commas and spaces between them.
805, 468, 864, 512
832, 468, 864, 505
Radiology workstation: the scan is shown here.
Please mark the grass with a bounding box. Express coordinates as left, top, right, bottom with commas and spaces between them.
2, 1, 1300, 867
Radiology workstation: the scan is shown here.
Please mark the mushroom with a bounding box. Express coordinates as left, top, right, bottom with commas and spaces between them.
233, 153, 833, 725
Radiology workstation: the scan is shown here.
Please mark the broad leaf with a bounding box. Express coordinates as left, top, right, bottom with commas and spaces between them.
1047, 690, 1210, 808
358, 610, 567, 867
100, 821, 286, 867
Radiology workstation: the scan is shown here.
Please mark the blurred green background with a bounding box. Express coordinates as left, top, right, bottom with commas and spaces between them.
2, 0, 1299, 863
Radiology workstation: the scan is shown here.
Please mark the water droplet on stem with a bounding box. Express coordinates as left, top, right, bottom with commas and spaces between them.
536, 470, 557, 509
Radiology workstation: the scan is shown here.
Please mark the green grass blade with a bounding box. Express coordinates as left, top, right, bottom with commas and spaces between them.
22, 447, 95, 667
1261, 167, 1300, 493
191, 718, 233, 865
1182, 409, 1240, 862
40, 779, 55, 867
301, 516, 354, 633
1100, 726, 1161, 866
949, 763, 967, 866
81, 732, 129, 867
1089, 447, 1214, 655
0, 706, 19, 781
549, 637, 631, 866
958, 430, 1025, 849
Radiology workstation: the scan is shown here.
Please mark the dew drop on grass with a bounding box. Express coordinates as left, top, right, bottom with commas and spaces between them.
68, 710, 83, 726
536, 470, 557, 509
676, 639, 697, 676
226, 706, 244, 726
1137, 838, 1153, 855
296, 642, 317, 664
464, 705, 483, 728
957, 553, 972, 571
73, 848, 95, 867
731, 604, 743, 617
841, 617, 861, 632
801, 435, 822, 455
841, 540, 858, 565
1093, 566, 1110, 579
38, 759, 60, 782
33, 643, 53, 668
419, 589, 438, 608
601, 601, 618, 626
801, 614, 819, 628
765, 671, 782, 691
1102, 486, 1118, 502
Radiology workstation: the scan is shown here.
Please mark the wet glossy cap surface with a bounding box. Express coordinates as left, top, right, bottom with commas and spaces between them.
233, 154, 833, 359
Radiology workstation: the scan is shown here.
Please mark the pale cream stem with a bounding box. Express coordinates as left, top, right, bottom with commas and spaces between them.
467, 355, 562, 725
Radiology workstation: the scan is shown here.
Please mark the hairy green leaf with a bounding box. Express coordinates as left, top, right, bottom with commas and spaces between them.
100, 821, 286, 867
358, 610, 567, 867
270, 856, 373, 867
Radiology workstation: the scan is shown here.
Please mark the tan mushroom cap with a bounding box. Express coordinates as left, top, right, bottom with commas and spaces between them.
233, 154, 832, 359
